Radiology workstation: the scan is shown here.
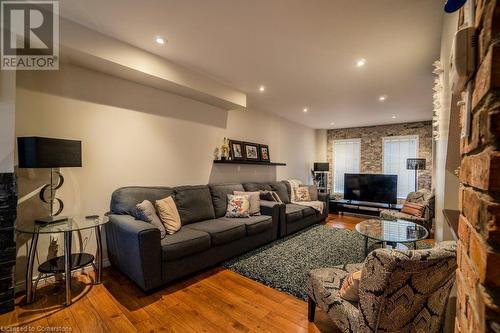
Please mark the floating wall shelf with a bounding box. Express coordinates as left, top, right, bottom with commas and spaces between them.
213, 160, 286, 166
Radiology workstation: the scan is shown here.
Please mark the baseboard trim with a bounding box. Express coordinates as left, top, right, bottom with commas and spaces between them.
15, 258, 111, 293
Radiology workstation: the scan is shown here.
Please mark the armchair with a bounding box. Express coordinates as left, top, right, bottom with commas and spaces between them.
380, 189, 435, 232
307, 242, 456, 333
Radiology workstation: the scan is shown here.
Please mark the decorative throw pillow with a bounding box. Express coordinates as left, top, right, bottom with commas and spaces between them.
225, 194, 250, 218
136, 200, 167, 239
295, 187, 311, 202
300, 185, 319, 201
259, 190, 282, 203
271, 191, 283, 203
155, 196, 182, 235
234, 191, 261, 216
339, 270, 362, 302
260, 191, 275, 201
401, 202, 425, 217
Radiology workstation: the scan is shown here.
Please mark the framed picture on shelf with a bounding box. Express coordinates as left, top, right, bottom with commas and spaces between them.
244, 142, 260, 160
259, 145, 270, 162
229, 140, 244, 160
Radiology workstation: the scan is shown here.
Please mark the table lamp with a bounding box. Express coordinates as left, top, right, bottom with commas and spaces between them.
17, 137, 82, 224
406, 158, 426, 192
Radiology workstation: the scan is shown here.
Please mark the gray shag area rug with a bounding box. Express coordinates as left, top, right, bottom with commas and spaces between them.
223, 225, 431, 300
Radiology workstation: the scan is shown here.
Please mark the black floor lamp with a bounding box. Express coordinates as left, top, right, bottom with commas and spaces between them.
406, 158, 426, 191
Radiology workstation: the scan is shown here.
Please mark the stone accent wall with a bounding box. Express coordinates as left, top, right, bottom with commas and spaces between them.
0, 173, 16, 314
455, 1, 500, 332
326, 121, 433, 193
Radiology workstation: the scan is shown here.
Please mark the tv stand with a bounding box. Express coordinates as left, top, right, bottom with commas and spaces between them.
330, 199, 402, 217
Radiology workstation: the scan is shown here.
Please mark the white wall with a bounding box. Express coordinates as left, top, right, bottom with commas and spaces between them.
14, 64, 316, 288
434, 11, 459, 242
0, 71, 16, 173
315, 129, 327, 162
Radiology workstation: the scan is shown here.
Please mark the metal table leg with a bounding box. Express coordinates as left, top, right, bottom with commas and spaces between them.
64, 231, 72, 306
26, 233, 39, 304
95, 225, 103, 284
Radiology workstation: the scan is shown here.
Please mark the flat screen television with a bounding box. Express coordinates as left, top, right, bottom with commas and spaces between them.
344, 173, 398, 204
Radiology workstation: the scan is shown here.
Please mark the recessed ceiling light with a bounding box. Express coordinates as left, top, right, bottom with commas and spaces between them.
259, 85, 265, 92
330, 122, 335, 126
303, 107, 309, 113
379, 95, 387, 101
392, 115, 397, 119
155, 37, 166, 45
356, 58, 366, 67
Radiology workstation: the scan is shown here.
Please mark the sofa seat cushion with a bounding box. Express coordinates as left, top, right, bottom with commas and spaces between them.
173, 185, 216, 225
243, 182, 273, 192
219, 215, 272, 236
161, 228, 211, 262
380, 209, 427, 223
270, 181, 291, 204
111, 186, 174, 216
209, 183, 245, 218
185, 219, 246, 246
302, 206, 316, 217
285, 204, 305, 222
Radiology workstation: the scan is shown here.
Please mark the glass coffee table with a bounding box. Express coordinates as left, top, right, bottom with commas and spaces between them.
355, 219, 429, 256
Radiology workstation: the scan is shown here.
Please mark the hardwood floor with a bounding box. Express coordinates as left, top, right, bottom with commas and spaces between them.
1, 214, 432, 332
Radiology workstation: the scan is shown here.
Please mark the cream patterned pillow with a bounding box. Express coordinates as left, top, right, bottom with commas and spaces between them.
233, 191, 261, 216
225, 194, 250, 218
155, 196, 181, 235
295, 187, 311, 202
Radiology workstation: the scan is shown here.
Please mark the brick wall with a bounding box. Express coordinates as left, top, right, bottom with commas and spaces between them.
0, 173, 16, 313
456, 1, 500, 332
326, 121, 433, 192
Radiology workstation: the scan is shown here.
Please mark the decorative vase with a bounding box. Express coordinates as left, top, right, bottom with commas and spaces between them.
221, 137, 230, 160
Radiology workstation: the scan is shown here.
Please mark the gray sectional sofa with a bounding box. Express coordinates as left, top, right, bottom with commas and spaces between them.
105, 181, 329, 292
242, 181, 329, 237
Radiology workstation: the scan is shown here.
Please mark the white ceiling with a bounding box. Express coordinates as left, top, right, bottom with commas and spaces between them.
59, 0, 443, 129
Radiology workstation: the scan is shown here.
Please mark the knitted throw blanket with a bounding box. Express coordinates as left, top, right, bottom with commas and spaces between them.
285, 179, 324, 214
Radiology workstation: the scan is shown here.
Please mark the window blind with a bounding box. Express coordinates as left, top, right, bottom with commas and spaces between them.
383, 136, 418, 198
332, 139, 361, 194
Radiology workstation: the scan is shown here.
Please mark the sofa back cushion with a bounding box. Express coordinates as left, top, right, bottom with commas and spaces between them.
270, 181, 290, 203
243, 182, 273, 192
110, 186, 174, 215
209, 183, 245, 218
173, 185, 216, 225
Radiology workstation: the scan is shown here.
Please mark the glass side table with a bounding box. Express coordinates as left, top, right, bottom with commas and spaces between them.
16, 215, 109, 306
355, 219, 429, 256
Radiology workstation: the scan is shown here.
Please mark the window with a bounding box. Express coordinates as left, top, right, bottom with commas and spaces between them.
383, 135, 418, 198
332, 139, 361, 193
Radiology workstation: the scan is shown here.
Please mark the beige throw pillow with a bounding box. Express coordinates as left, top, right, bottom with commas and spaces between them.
339, 270, 362, 302
136, 200, 167, 238
155, 196, 181, 235
259, 191, 283, 203
234, 191, 261, 216
295, 187, 311, 202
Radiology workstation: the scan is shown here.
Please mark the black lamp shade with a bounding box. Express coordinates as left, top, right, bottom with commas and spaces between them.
444, 0, 467, 13
406, 158, 426, 170
314, 162, 329, 172
17, 137, 82, 168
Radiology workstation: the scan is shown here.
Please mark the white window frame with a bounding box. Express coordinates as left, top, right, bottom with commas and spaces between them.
332, 138, 361, 194
382, 135, 419, 199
